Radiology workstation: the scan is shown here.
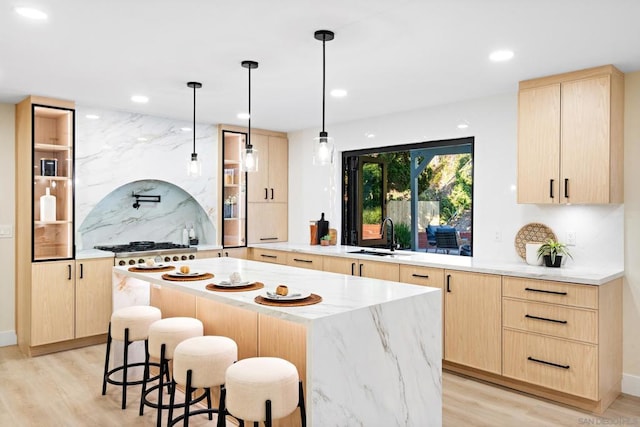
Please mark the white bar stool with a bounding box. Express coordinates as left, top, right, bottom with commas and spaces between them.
220, 357, 306, 427
139, 317, 203, 427
168, 335, 238, 426
102, 305, 162, 409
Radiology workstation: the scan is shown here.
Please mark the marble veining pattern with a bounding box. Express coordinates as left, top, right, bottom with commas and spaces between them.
75, 106, 218, 245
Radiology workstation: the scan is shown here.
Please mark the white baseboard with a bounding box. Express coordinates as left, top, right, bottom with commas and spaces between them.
0, 330, 17, 347
622, 373, 640, 397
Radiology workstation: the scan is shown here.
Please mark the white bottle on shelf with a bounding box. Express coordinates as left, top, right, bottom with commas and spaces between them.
182, 226, 189, 246
40, 187, 56, 222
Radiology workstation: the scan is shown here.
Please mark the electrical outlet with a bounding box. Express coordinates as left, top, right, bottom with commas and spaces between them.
494, 231, 502, 242
566, 231, 577, 246
0, 224, 13, 238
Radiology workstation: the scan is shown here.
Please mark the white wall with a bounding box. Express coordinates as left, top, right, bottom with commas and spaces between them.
0, 104, 16, 345
288, 92, 624, 268
623, 71, 640, 394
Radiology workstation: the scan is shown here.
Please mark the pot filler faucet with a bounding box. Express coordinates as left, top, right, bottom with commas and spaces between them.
380, 217, 396, 252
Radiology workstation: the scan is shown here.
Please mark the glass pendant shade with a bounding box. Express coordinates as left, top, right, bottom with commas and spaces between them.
188, 152, 202, 176
313, 132, 334, 165
241, 146, 258, 172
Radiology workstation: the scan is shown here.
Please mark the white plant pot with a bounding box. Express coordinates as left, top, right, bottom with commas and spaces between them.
525, 242, 543, 266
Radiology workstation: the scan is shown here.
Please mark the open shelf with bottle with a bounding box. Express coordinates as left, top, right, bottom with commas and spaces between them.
220, 128, 247, 248
31, 104, 75, 261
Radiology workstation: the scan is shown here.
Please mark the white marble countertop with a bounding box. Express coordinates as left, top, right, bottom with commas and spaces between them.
114, 257, 439, 323
250, 242, 624, 286
76, 248, 114, 260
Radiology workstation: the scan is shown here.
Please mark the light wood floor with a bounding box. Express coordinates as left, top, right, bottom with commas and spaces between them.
1, 344, 639, 426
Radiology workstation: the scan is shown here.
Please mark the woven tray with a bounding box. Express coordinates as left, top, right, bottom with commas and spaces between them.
161, 272, 214, 282
254, 293, 322, 307
205, 282, 265, 292
514, 223, 557, 260
128, 265, 175, 273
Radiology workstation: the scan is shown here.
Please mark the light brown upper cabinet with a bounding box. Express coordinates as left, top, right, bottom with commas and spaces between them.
247, 134, 288, 203
517, 65, 624, 204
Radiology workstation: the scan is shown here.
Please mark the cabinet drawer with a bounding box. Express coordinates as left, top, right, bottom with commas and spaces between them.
251, 248, 286, 265
503, 298, 597, 343
286, 253, 324, 270
503, 277, 597, 309
503, 329, 597, 399
399, 265, 444, 289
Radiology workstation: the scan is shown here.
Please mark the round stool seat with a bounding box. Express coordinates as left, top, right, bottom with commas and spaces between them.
148, 317, 203, 360
173, 336, 237, 389
111, 305, 162, 342
225, 357, 299, 422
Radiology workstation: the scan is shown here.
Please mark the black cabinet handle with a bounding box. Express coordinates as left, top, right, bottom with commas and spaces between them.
527, 356, 570, 370
264, 188, 268, 200
359, 263, 363, 276
260, 254, 277, 259
260, 237, 279, 241
270, 188, 274, 200
446, 274, 451, 292
524, 287, 567, 296
412, 273, 429, 279
549, 179, 554, 199
351, 262, 355, 276
224, 251, 229, 257
564, 178, 569, 199
80, 263, 84, 279
217, 252, 222, 257
525, 314, 567, 324
293, 258, 312, 263
67, 264, 72, 280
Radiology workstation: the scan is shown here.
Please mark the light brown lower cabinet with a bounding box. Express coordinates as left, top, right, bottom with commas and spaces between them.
286, 252, 324, 270
251, 247, 287, 265
443, 270, 502, 374
26, 257, 112, 354
322, 255, 400, 281
198, 248, 248, 259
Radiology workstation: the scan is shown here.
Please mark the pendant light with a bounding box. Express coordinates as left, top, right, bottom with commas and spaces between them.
241, 60, 259, 172
313, 29, 335, 165
187, 81, 202, 176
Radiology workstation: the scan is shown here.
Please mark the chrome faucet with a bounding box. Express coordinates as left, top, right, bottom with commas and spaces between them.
380, 217, 396, 251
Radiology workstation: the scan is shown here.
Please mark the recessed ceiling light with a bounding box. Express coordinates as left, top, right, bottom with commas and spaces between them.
131, 95, 149, 103
14, 7, 48, 20
85, 114, 100, 120
330, 89, 347, 98
237, 113, 250, 120
137, 137, 148, 142
489, 50, 514, 62
457, 123, 469, 129
365, 132, 375, 139
180, 127, 192, 132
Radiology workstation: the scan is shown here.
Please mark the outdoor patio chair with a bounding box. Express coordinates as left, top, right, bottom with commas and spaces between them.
435, 228, 460, 254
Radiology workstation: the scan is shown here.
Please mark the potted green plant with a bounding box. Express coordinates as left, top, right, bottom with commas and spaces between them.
537, 238, 572, 267
320, 234, 331, 246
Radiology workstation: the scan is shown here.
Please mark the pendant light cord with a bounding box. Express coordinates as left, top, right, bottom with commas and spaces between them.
192, 83, 196, 154
248, 65, 252, 149
322, 38, 326, 134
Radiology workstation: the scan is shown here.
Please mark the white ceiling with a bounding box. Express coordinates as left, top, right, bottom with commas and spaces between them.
1, 0, 640, 133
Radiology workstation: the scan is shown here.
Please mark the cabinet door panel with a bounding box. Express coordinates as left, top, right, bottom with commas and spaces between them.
399, 265, 444, 289
561, 75, 611, 203
323, 256, 355, 275
247, 203, 287, 244
286, 252, 324, 270
31, 262, 75, 345
359, 260, 399, 281
76, 258, 113, 338
517, 84, 561, 203
444, 271, 502, 374
268, 136, 288, 202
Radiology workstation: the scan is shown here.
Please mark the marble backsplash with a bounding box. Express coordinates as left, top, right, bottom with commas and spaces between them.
75, 106, 218, 247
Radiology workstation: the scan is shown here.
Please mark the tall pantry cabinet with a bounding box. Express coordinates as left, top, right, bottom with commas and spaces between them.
15, 96, 111, 356
517, 65, 624, 204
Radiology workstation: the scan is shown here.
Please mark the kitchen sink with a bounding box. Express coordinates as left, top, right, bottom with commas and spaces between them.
347, 249, 397, 257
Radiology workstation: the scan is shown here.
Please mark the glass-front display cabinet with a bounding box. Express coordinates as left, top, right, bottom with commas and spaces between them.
32, 104, 75, 260
221, 130, 247, 247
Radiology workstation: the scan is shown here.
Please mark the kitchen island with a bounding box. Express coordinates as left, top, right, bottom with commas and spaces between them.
113, 257, 442, 426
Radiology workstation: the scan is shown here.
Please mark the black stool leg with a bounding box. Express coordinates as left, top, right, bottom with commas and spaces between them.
101, 322, 112, 396
206, 387, 213, 421
217, 387, 226, 427
298, 381, 306, 427
167, 377, 177, 426
156, 343, 167, 427
265, 399, 272, 427
139, 340, 150, 416
121, 328, 130, 409
184, 369, 193, 427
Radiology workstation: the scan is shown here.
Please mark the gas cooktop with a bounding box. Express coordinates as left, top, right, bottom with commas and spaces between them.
94, 241, 197, 257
